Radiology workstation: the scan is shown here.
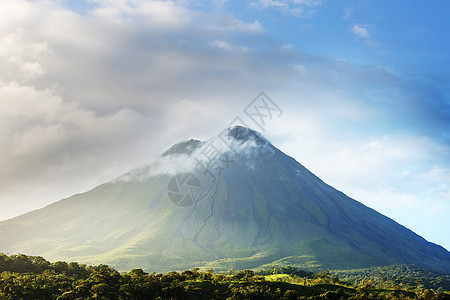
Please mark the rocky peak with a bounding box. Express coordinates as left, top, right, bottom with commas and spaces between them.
162, 139, 202, 157
225, 125, 268, 146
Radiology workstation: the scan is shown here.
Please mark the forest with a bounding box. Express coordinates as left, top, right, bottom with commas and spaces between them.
0, 253, 449, 299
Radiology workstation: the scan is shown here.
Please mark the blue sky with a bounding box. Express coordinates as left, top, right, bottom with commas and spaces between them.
0, 0, 449, 250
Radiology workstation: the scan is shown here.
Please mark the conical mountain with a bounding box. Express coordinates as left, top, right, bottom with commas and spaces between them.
0, 126, 449, 273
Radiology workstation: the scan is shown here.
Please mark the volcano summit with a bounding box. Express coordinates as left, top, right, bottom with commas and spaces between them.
0, 126, 449, 273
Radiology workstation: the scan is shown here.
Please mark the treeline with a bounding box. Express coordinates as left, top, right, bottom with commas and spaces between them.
1, 253, 449, 299
0, 253, 93, 277
255, 266, 314, 278
334, 264, 450, 292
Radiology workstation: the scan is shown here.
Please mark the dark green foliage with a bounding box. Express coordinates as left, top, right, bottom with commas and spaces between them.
1, 253, 449, 299
0, 253, 94, 279
256, 266, 314, 278
334, 264, 450, 291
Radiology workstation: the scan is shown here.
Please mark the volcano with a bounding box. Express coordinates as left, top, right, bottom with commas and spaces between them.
0, 126, 449, 273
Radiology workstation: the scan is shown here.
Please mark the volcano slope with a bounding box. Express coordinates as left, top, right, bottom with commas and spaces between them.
0, 126, 449, 273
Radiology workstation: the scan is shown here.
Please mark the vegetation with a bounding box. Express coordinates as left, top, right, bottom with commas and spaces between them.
1, 253, 449, 299
333, 264, 450, 292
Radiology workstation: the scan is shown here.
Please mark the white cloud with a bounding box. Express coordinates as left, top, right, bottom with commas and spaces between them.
249, 0, 322, 18
274, 113, 450, 212
0, 29, 49, 82
0, 80, 147, 186
351, 24, 379, 47
119, 135, 263, 180
208, 40, 249, 53
209, 40, 232, 51
90, 0, 190, 28
351, 24, 370, 38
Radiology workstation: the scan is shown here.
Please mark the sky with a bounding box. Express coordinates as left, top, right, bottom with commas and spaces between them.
0, 0, 449, 250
